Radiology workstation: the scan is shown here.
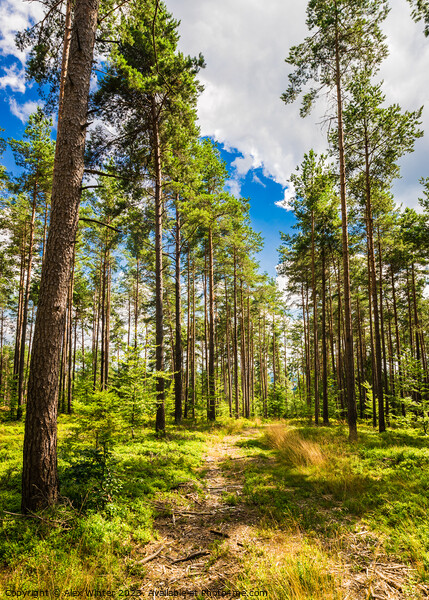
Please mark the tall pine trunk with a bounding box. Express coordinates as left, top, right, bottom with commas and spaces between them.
22, 0, 100, 512
207, 228, 216, 420
151, 96, 165, 433
174, 202, 183, 423
334, 11, 357, 440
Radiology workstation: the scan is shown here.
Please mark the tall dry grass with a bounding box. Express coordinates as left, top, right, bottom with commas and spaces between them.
265, 424, 325, 468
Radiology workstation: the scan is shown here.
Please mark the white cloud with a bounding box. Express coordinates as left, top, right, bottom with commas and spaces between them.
0, 0, 44, 62
225, 178, 241, 198
0, 62, 25, 92
252, 172, 266, 187
275, 184, 296, 212
167, 0, 429, 209
9, 97, 41, 122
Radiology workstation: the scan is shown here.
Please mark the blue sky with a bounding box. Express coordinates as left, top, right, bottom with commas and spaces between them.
2, 0, 429, 281
217, 145, 296, 276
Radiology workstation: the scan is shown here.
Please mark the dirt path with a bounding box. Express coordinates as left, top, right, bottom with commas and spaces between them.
135, 429, 261, 593
131, 427, 429, 599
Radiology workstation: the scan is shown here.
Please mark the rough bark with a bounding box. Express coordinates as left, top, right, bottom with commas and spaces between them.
22, 0, 100, 512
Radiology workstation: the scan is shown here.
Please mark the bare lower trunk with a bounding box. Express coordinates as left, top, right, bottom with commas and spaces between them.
22, 0, 100, 512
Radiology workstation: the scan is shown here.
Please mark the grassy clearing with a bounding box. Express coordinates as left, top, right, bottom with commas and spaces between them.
0, 415, 209, 596
232, 421, 429, 597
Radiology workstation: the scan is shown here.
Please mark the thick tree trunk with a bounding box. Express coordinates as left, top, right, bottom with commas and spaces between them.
22, 0, 100, 512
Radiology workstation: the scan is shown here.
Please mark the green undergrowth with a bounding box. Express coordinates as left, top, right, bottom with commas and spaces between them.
233, 421, 429, 591
2, 416, 429, 598
0, 414, 213, 595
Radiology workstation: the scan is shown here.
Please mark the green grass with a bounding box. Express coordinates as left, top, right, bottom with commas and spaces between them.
0, 415, 208, 596
2, 416, 429, 598
235, 422, 429, 584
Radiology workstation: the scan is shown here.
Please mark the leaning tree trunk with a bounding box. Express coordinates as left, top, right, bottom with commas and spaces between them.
22, 0, 100, 513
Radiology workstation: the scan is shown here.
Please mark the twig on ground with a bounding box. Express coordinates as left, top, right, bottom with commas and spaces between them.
171, 550, 210, 564
137, 544, 165, 565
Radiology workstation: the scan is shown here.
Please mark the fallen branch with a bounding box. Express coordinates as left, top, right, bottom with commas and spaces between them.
210, 529, 229, 538
171, 550, 210, 564
2, 510, 68, 527
137, 544, 165, 565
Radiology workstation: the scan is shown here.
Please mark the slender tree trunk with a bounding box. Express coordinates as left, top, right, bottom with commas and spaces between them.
104, 256, 110, 388
233, 248, 239, 419
356, 296, 365, 419
191, 261, 196, 419
13, 231, 26, 409
0, 309, 4, 403
22, 0, 100, 512
134, 257, 139, 349
184, 250, 191, 419
174, 202, 183, 423
207, 228, 216, 420
17, 195, 37, 420
151, 96, 165, 433
67, 247, 75, 413
391, 269, 404, 410
311, 209, 319, 425
334, 6, 357, 440
100, 250, 106, 390
301, 282, 311, 415
364, 140, 385, 432
321, 246, 329, 425
225, 278, 233, 417
377, 234, 389, 419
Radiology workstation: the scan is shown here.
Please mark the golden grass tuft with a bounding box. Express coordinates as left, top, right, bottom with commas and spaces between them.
265, 424, 325, 468
235, 531, 344, 600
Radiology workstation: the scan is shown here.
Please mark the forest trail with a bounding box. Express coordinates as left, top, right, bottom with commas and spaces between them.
130, 426, 429, 599
135, 427, 264, 593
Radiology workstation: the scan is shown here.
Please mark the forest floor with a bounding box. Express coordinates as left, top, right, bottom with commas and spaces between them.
1, 418, 429, 599
129, 424, 429, 599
